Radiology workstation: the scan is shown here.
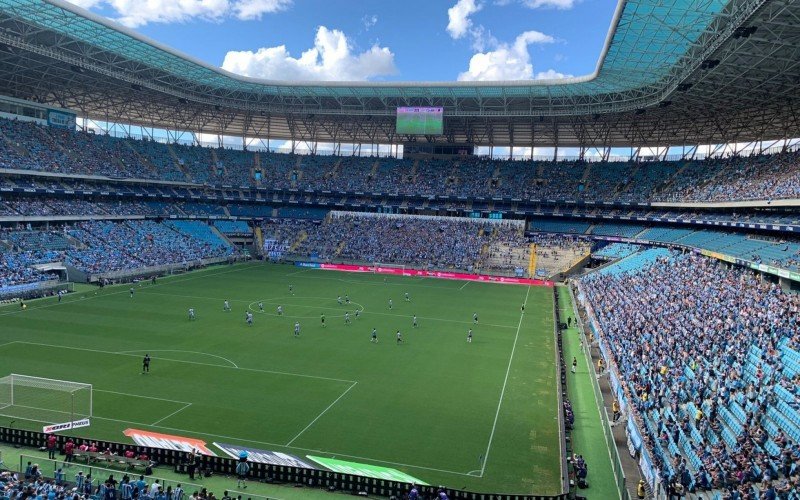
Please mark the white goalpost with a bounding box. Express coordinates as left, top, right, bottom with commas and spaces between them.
0, 374, 92, 427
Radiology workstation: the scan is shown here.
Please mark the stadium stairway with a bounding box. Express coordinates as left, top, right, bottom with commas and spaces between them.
253, 226, 264, 256
165, 144, 191, 182
123, 141, 160, 177
293, 155, 304, 183
0, 127, 29, 157
333, 240, 347, 257
328, 158, 342, 179
528, 244, 537, 277
580, 162, 592, 183
209, 224, 235, 248
288, 231, 308, 253
657, 161, 694, 193
253, 150, 261, 171
32, 125, 75, 162
367, 159, 379, 180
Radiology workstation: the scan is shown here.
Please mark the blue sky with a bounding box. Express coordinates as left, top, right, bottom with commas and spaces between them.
66, 0, 617, 82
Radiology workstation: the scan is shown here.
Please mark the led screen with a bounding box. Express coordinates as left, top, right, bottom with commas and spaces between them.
396, 107, 443, 135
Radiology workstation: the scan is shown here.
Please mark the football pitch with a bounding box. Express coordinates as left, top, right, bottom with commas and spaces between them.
0, 262, 562, 494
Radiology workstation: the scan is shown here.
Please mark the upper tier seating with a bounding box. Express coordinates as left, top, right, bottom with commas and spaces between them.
2, 117, 799, 203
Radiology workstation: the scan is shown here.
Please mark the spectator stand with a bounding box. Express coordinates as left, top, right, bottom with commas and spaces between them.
16, 452, 202, 496
575, 252, 800, 499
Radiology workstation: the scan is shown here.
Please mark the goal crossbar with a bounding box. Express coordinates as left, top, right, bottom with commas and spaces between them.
0, 374, 93, 423
1, 374, 92, 392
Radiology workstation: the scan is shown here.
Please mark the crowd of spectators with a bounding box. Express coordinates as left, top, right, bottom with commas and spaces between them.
65, 220, 234, 274
657, 151, 800, 202
580, 252, 800, 498
0, 221, 235, 287
270, 214, 528, 271
2, 465, 235, 500
3, 117, 800, 203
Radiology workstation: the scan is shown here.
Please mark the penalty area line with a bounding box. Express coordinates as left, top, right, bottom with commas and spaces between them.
5, 406, 473, 478
115, 349, 239, 368
151, 403, 193, 427
285, 381, 358, 447
4, 341, 357, 385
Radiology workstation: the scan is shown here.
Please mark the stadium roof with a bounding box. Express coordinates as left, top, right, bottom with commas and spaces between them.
0, 0, 798, 147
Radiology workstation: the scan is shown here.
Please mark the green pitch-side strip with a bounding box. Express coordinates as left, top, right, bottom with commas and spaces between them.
556, 286, 619, 499
306, 455, 428, 484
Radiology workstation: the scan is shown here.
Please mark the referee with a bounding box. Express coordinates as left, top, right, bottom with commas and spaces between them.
142, 354, 150, 374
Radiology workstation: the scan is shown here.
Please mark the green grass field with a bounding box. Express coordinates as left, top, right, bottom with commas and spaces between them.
0, 262, 562, 494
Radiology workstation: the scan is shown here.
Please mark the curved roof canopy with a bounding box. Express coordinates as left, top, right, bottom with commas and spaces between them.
0, 0, 798, 147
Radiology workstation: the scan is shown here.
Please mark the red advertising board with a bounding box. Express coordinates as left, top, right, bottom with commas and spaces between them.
316, 263, 553, 287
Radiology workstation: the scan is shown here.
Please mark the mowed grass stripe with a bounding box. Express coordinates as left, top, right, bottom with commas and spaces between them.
0, 263, 560, 494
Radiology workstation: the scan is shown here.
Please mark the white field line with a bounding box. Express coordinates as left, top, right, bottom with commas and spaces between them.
94, 389, 193, 406
0, 368, 473, 477
285, 381, 358, 447
151, 403, 193, 426
115, 349, 239, 368
0, 341, 356, 384
42, 411, 473, 477
479, 285, 530, 477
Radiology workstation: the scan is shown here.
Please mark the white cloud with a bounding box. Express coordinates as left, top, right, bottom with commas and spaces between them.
521, 0, 576, 8
447, 0, 482, 39
222, 26, 396, 81
535, 68, 573, 80
105, 0, 231, 27
233, 0, 292, 20
467, 24, 498, 52
64, 0, 290, 27
362, 14, 378, 30
458, 30, 554, 81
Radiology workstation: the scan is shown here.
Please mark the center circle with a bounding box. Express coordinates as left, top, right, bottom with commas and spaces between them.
247, 296, 365, 320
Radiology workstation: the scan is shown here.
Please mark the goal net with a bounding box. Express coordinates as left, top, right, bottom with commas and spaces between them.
373, 263, 407, 276
0, 374, 92, 426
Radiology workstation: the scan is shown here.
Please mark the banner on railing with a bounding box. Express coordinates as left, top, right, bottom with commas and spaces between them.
306, 455, 428, 484
43, 418, 90, 434
214, 442, 317, 469
626, 415, 642, 455
123, 429, 216, 456
638, 445, 659, 491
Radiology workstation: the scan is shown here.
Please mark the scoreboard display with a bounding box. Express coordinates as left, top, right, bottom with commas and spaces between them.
396, 107, 443, 135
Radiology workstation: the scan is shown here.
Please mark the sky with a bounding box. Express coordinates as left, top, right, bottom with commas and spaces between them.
64, 0, 618, 83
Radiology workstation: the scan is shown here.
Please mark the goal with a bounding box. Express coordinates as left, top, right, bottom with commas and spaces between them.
373, 263, 407, 276
0, 374, 92, 425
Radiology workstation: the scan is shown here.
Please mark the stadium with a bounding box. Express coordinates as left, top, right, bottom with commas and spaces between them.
0, 0, 799, 498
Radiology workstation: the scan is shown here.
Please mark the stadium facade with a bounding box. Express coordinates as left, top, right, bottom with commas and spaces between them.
1, 1, 800, 499
0, 0, 799, 150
